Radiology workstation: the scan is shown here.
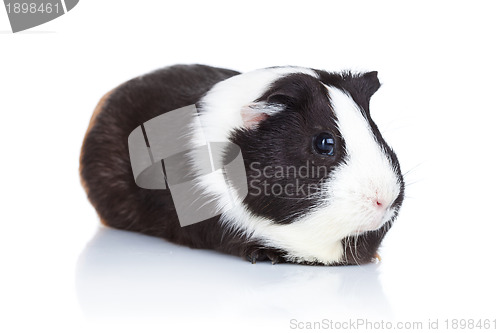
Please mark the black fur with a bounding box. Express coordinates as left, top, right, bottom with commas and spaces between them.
80, 64, 404, 265
231, 73, 348, 224
80, 65, 253, 259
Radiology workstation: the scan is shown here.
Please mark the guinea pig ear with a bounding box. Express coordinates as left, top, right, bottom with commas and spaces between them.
240, 102, 283, 129
263, 78, 305, 107
240, 73, 311, 128
265, 90, 298, 106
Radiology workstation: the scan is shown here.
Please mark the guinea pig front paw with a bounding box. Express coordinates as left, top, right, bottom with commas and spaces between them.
243, 245, 286, 265
373, 252, 382, 262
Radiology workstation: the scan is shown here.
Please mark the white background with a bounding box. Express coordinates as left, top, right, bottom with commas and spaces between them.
1, 1, 499, 332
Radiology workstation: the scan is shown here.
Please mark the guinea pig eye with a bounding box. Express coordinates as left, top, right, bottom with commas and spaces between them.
313, 132, 335, 156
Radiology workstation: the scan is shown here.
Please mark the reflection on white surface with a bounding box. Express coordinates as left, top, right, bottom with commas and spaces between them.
76, 227, 391, 321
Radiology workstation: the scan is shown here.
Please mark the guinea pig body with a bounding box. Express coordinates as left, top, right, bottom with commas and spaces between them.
80, 64, 404, 265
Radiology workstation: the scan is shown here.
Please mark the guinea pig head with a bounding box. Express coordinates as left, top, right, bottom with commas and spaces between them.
198, 68, 405, 264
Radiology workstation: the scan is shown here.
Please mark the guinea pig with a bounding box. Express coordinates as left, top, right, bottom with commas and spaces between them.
79, 64, 405, 265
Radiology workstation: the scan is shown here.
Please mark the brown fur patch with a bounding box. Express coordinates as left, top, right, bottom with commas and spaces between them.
79, 88, 115, 225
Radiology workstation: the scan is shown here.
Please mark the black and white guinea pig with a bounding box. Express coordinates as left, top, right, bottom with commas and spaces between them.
80, 64, 405, 265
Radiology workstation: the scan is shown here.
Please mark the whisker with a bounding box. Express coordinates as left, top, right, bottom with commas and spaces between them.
343, 235, 349, 264
403, 162, 425, 177
354, 233, 360, 264
404, 179, 423, 187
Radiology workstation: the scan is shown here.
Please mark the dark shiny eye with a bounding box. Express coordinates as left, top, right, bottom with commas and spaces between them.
314, 132, 335, 156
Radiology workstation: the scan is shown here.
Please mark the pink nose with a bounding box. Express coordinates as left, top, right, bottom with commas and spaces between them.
373, 198, 386, 209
